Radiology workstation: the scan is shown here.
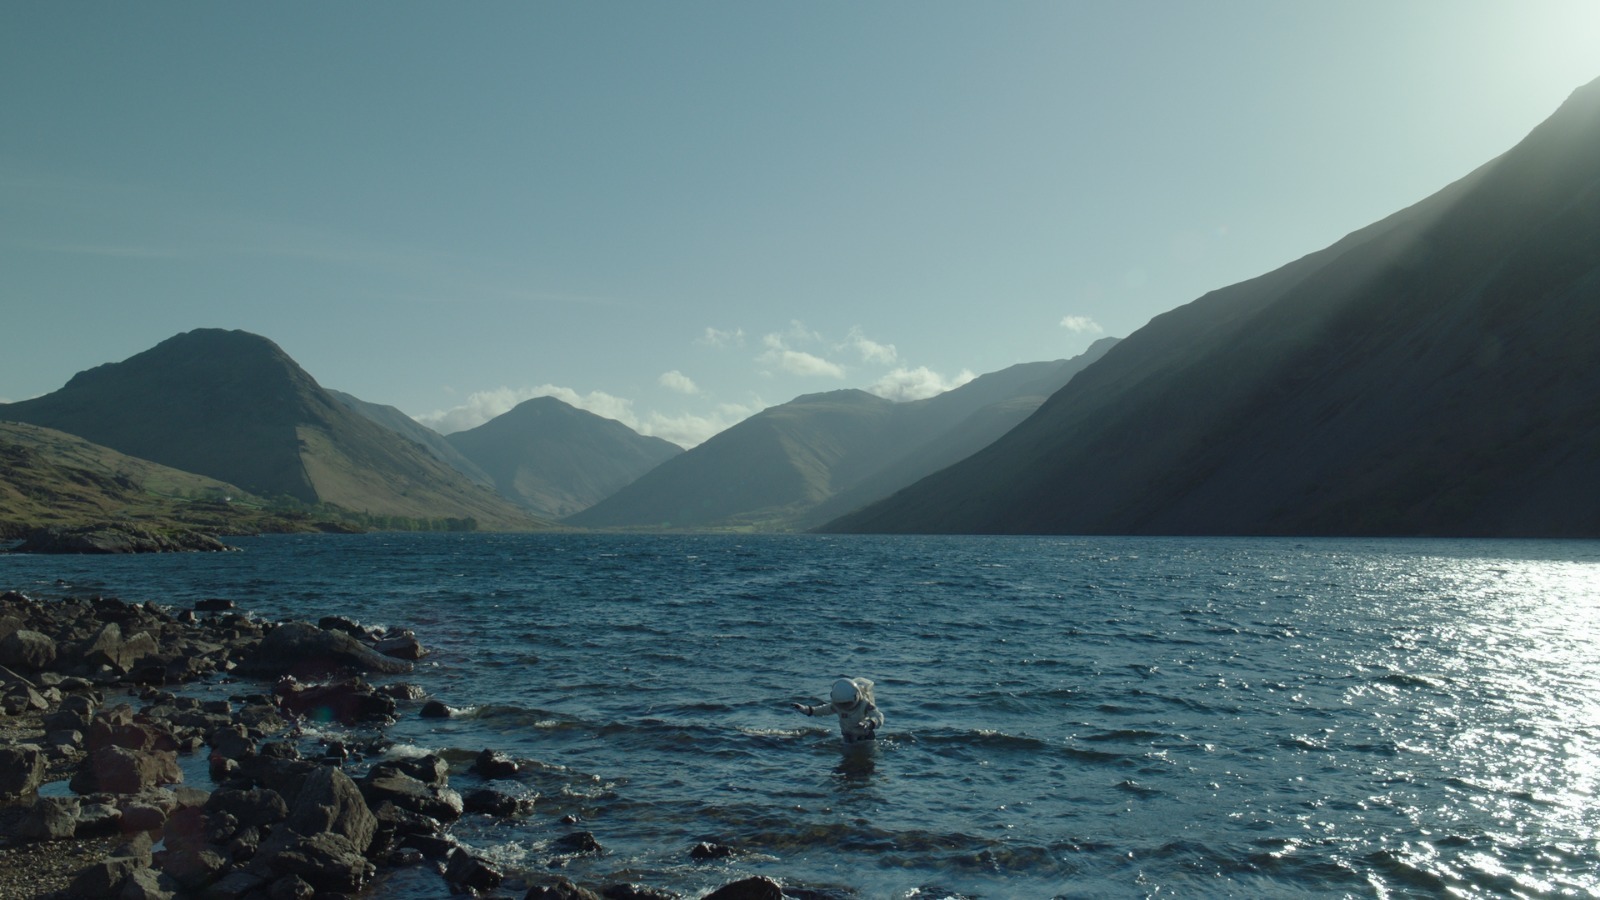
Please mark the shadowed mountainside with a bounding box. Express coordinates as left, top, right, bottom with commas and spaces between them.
825, 75, 1600, 537
567, 339, 1117, 530
442, 396, 684, 520
0, 329, 547, 530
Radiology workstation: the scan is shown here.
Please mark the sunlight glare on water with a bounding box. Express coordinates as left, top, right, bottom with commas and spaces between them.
4, 534, 1600, 898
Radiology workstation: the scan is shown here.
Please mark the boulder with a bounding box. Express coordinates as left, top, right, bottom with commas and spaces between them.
418, 699, 455, 718
0, 628, 56, 670
553, 831, 603, 854
267, 832, 374, 893
281, 766, 376, 852
19, 796, 80, 841
690, 841, 735, 861
0, 745, 47, 800
473, 748, 520, 779
159, 844, 228, 890
359, 770, 463, 822
2, 681, 49, 715
267, 874, 315, 900
206, 787, 290, 830
80, 622, 160, 674
463, 787, 533, 818
445, 847, 505, 893
275, 678, 397, 725
373, 631, 428, 660
241, 622, 413, 678
119, 866, 178, 900
702, 877, 785, 900
70, 745, 182, 795
66, 854, 147, 897
74, 800, 123, 836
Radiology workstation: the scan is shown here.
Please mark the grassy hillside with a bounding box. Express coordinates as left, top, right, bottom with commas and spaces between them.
0, 421, 340, 538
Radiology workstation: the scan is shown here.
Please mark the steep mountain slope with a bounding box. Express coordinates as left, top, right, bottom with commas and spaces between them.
443, 396, 683, 519
568, 339, 1117, 530
826, 76, 1600, 537
329, 390, 493, 488
0, 329, 546, 530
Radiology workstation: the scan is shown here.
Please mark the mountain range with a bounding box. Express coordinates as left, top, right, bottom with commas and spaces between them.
0, 330, 545, 531
567, 338, 1117, 530
825, 75, 1600, 537
7, 75, 1598, 541
443, 397, 683, 520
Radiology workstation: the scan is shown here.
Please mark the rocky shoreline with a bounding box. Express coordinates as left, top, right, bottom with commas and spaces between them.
0, 590, 818, 900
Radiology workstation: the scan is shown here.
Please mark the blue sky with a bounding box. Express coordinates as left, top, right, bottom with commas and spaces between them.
3, 2, 1597, 446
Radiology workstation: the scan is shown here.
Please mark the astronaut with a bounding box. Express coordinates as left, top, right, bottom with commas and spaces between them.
793, 676, 883, 744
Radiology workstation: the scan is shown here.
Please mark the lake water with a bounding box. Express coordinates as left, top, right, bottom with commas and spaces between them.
5, 533, 1600, 898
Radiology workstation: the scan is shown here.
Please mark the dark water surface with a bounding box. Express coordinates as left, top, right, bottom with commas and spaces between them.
5, 533, 1599, 898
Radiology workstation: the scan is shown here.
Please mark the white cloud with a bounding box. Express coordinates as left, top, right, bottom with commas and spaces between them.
658, 370, 699, 394
841, 326, 898, 365
1059, 315, 1104, 334
868, 366, 978, 402
639, 400, 761, 448
415, 384, 637, 434
697, 326, 745, 348
760, 348, 846, 379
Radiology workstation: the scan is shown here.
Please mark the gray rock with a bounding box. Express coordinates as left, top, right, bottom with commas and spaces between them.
473, 748, 520, 779
282, 767, 376, 852
19, 796, 80, 841
75, 800, 123, 836
241, 621, 413, 678
70, 745, 182, 795
81, 622, 160, 674
67, 854, 146, 897
445, 848, 505, 893
119, 866, 178, 900
0, 628, 56, 670
267, 832, 374, 893
359, 770, 462, 822
0, 745, 47, 800
160, 845, 228, 890
702, 877, 785, 900
206, 787, 289, 830
464, 787, 533, 818
553, 831, 603, 854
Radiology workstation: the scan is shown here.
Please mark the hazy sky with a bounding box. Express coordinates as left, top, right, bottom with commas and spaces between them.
3, 2, 1597, 446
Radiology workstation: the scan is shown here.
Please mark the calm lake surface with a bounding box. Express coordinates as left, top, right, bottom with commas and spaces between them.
5, 533, 1599, 898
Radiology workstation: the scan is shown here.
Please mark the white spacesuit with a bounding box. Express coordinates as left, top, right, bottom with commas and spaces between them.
794, 676, 883, 744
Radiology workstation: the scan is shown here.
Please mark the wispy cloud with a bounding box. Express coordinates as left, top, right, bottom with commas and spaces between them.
658, 370, 699, 394
841, 326, 897, 365
758, 320, 845, 378
760, 348, 846, 379
697, 326, 745, 348
1059, 315, 1104, 334
868, 366, 977, 401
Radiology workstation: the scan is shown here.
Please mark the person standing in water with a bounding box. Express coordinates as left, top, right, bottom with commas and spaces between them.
793, 677, 882, 744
